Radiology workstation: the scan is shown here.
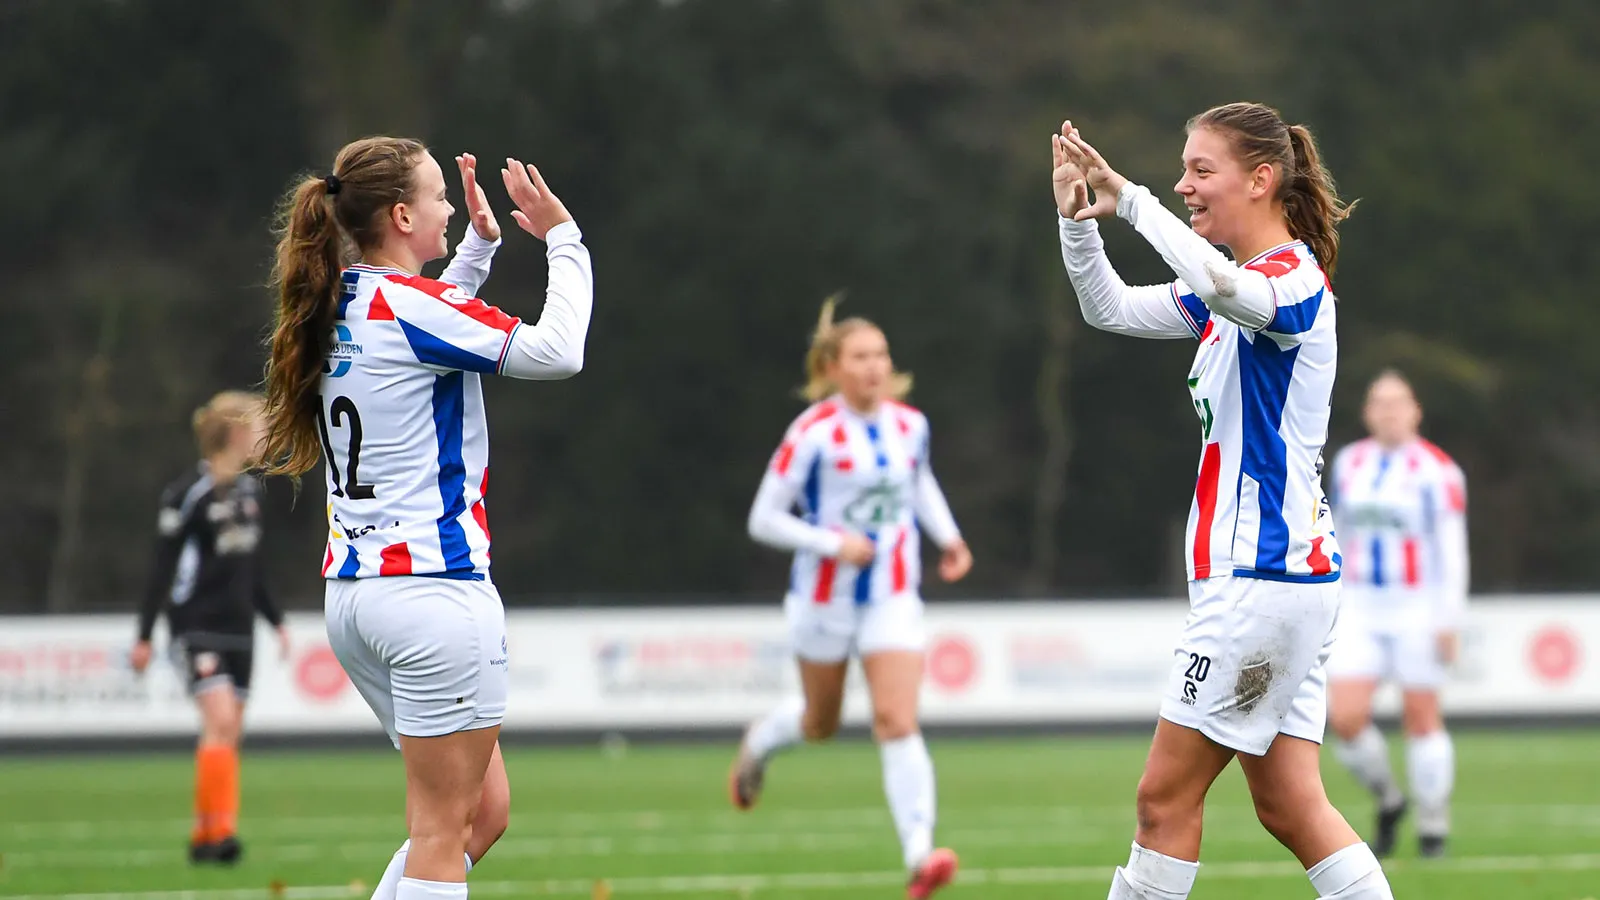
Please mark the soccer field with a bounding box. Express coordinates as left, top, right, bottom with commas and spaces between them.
2, 731, 1597, 900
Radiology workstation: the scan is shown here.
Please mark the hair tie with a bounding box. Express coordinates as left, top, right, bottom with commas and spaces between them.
324, 174, 342, 196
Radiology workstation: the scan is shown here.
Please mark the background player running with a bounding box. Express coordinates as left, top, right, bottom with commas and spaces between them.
1055, 104, 1397, 900
261, 138, 591, 900
731, 297, 973, 900
132, 390, 290, 865
1327, 370, 1469, 858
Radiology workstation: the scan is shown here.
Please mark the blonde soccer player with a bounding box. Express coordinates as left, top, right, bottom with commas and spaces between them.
1054, 104, 1397, 899
261, 139, 592, 900
132, 391, 290, 865
730, 299, 973, 900
1326, 370, 1468, 858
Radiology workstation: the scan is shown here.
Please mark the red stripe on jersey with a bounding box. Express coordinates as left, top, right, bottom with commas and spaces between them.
471, 470, 492, 559
379, 542, 413, 576
1245, 247, 1303, 278
1192, 442, 1223, 578
367, 289, 396, 321
773, 442, 797, 476
891, 529, 908, 593
832, 424, 848, 445
814, 558, 837, 604
1446, 482, 1466, 513
322, 544, 334, 576
1418, 439, 1454, 467
1402, 538, 1420, 586
1307, 536, 1333, 576
792, 401, 840, 435
383, 273, 520, 334
835, 457, 854, 472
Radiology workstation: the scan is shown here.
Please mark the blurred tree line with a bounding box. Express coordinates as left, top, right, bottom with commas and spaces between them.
2, 0, 1596, 612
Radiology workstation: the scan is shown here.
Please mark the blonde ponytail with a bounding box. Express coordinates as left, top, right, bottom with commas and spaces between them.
798, 294, 912, 402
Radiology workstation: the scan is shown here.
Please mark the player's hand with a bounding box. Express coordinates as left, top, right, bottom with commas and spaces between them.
837, 533, 876, 567
130, 640, 152, 675
276, 625, 292, 661
938, 538, 973, 583
1058, 123, 1128, 221
456, 153, 501, 242
501, 158, 573, 241
1436, 630, 1459, 666
1052, 121, 1092, 219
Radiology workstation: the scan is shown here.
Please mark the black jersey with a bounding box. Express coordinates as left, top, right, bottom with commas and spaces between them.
138, 463, 282, 649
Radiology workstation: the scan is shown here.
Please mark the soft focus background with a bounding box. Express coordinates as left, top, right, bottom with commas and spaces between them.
2, 1, 1598, 898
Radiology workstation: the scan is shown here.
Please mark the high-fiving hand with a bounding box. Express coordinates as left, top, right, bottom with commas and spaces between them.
456, 153, 502, 242
501, 157, 574, 241
1051, 120, 1129, 221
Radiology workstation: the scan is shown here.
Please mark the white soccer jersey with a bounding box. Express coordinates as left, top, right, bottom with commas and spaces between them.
318, 223, 592, 581
1331, 437, 1469, 621
1059, 184, 1342, 583
747, 398, 961, 604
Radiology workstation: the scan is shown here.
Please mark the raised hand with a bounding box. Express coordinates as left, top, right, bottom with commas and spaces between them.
1052, 120, 1091, 219
501, 157, 574, 241
456, 153, 502, 242
1058, 123, 1129, 221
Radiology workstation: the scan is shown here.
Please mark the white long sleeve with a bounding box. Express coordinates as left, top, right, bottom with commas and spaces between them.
1058, 215, 1196, 339
913, 465, 961, 549
1116, 183, 1280, 332
438, 226, 501, 298
499, 221, 593, 381
746, 469, 844, 557
1434, 492, 1471, 630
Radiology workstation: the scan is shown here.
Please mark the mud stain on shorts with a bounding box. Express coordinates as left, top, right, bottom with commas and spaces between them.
1234, 654, 1275, 715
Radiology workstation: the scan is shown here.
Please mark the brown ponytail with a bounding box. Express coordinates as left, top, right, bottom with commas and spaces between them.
1189, 103, 1355, 277
800, 294, 912, 402
260, 136, 426, 480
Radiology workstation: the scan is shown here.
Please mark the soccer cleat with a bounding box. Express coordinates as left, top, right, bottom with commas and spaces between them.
907, 848, 958, 899
188, 835, 243, 866
1371, 798, 1408, 858
727, 742, 766, 811
1418, 834, 1447, 858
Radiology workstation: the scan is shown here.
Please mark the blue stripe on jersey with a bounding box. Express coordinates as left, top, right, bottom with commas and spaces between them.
336, 546, 361, 579
865, 422, 889, 469
802, 454, 822, 524
337, 271, 360, 321
1263, 287, 1324, 337
1235, 569, 1341, 584
431, 372, 475, 573
854, 531, 877, 605
1369, 537, 1385, 586
1238, 333, 1299, 573
1173, 286, 1211, 338
1420, 485, 1436, 533
400, 319, 499, 374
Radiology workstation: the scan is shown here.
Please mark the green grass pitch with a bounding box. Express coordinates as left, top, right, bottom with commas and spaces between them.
2, 731, 1597, 899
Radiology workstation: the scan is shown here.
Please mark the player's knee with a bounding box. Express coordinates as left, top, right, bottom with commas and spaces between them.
871, 709, 917, 742
1327, 706, 1368, 743
1401, 695, 1443, 737
472, 783, 511, 850
1252, 791, 1305, 846
802, 708, 840, 742
1134, 774, 1201, 838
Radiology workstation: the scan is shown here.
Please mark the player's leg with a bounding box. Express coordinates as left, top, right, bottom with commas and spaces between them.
186, 646, 245, 864
1327, 626, 1407, 856
1106, 719, 1234, 899
467, 742, 511, 865
730, 594, 851, 809
1397, 626, 1452, 857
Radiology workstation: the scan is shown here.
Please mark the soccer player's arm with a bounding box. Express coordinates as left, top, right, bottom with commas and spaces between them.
1433, 463, 1470, 630
911, 423, 961, 549
747, 426, 845, 558
138, 487, 188, 642
388, 221, 592, 380
251, 562, 284, 631
1115, 183, 1321, 341
437, 226, 502, 298
1058, 215, 1200, 339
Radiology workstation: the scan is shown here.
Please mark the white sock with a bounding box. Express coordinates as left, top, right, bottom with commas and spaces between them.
1307, 842, 1394, 899
395, 877, 467, 900
1406, 730, 1454, 837
1333, 725, 1405, 810
372, 842, 474, 900
879, 733, 936, 871
745, 696, 805, 760
1106, 842, 1198, 900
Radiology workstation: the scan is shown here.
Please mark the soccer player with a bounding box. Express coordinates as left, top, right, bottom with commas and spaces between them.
1326, 370, 1468, 858
731, 297, 973, 900
1054, 104, 1397, 899
260, 139, 592, 900
133, 390, 290, 865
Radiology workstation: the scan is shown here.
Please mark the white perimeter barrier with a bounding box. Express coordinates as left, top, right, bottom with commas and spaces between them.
0, 597, 1594, 738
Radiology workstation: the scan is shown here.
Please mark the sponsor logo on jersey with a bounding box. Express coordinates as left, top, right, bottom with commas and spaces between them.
325, 324, 362, 378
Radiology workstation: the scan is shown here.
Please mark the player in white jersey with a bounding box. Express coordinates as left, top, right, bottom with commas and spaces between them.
261, 137, 592, 900
1054, 103, 1396, 900
729, 298, 972, 900
1327, 371, 1468, 859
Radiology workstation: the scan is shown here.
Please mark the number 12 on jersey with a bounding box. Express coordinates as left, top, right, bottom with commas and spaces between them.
316, 395, 375, 500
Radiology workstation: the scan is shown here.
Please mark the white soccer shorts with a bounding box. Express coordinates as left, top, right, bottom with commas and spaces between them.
1159, 575, 1341, 756
1325, 599, 1447, 688
783, 590, 926, 663
325, 575, 509, 748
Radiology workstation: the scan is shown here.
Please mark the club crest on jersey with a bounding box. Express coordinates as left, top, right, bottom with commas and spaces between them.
843, 481, 904, 530
324, 324, 362, 378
